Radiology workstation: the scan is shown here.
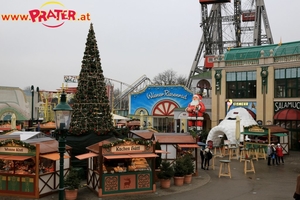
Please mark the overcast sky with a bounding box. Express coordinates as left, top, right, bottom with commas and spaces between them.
0, 0, 299, 91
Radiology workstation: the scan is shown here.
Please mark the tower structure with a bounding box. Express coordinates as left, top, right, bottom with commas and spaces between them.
186, 0, 274, 89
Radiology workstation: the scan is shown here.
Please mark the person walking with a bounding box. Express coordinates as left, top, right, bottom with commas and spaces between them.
200, 145, 205, 170
293, 174, 300, 200
276, 143, 284, 164
271, 144, 278, 165
267, 144, 272, 166
203, 147, 213, 170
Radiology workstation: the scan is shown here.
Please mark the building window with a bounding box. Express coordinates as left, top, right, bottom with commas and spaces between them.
275, 67, 300, 98
226, 71, 256, 99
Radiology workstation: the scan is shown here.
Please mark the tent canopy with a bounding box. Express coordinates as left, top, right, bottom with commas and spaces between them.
112, 114, 130, 120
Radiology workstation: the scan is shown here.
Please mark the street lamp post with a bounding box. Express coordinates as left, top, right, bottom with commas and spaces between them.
53, 91, 73, 200
36, 86, 39, 125
30, 85, 34, 128
30, 86, 40, 129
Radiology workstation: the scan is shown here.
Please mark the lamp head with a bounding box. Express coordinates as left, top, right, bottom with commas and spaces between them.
53, 91, 73, 130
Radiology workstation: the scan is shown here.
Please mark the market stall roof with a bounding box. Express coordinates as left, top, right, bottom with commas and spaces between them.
86, 137, 120, 153
40, 153, 70, 160
241, 125, 288, 137
273, 133, 288, 137
10, 131, 46, 140
155, 150, 170, 154
154, 133, 196, 144
127, 121, 141, 126
25, 138, 72, 154
0, 135, 20, 141
262, 125, 289, 133
40, 153, 68, 160
241, 132, 267, 136
34, 121, 56, 129
86, 143, 99, 153
130, 130, 155, 140
177, 144, 200, 148
104, 153, 158, 159
75, 152, 98, 160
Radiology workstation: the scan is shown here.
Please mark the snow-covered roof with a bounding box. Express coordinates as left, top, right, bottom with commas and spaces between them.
9, 131, 46, 141
206, 107, 257, 145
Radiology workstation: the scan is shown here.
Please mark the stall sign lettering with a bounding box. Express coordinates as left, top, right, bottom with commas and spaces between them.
112, 145, 145, 153
248, 127, 265, 132
0, 147, 29, 153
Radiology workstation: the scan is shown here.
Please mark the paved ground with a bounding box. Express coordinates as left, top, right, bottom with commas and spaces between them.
1, 151, 299, 200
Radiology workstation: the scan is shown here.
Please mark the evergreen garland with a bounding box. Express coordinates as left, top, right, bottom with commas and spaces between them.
102, 138, 153, 149
0, 139, 36, 150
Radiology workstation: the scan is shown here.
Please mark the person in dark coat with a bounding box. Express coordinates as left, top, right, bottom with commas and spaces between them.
202, 147, 213, 170
271, 143, 278, 165
267, 144, 272, 166
200, 146, 205, 169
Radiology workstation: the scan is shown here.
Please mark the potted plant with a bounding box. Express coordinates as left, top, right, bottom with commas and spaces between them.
64, 169, 81, 200
182, 154, 195, 184
173, 157, 187, 186
157, 161, 174, 189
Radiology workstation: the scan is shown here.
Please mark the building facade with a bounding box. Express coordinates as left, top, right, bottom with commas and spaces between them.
211, 41, 300, 150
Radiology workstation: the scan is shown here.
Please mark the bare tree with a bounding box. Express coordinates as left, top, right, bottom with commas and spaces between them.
176, 75, 188, 86
152, 69, 187, 85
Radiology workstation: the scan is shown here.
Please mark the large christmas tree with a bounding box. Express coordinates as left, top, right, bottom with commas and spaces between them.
69, 23, 114, 135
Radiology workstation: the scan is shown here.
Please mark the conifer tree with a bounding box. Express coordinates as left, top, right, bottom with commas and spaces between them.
69, 23, 114, 135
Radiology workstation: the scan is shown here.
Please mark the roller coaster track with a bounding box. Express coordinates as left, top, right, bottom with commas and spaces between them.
106, 75, 152, 109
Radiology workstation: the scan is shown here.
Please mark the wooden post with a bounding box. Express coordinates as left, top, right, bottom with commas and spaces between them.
35, 144, 40, 198
99, 142, 103, 196
268, 128, 271, 144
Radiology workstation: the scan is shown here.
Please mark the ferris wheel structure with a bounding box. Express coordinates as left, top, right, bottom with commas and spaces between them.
186, 0, 274, 89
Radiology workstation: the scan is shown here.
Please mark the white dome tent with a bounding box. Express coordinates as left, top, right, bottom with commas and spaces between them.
206, 107, 258, 146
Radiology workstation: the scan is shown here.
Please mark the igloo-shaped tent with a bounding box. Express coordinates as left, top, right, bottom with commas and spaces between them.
206, 107, 258, 146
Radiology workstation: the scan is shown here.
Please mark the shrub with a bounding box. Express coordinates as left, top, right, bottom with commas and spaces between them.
173, 157, 187, 177
157, 161, 174, 180
64, 169, 81, 190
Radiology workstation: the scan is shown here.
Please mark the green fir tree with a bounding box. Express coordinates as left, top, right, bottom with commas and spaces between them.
69, 23, 114, 135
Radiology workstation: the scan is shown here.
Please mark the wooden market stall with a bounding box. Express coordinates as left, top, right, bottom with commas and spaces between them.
76, 137, 158, 198
153, 133, 199, 175
0, 136, 71, 198
241, 125, 289, 156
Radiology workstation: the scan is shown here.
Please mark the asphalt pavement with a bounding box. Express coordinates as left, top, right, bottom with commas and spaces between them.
1, 151, 299, 200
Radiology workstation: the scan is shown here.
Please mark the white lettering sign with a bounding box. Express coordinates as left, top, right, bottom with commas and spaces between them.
274, 101, 300, 112
64, 75, 79, 83
146, 90, 187, 100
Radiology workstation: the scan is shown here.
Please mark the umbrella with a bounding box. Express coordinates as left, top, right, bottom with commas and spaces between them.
197, 142, 206, 146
